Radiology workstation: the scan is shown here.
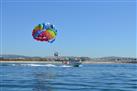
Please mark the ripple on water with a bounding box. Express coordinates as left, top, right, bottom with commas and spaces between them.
0, 63, 137, 91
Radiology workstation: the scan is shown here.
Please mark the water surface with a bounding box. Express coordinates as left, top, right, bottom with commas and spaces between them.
0, 63, 137, 91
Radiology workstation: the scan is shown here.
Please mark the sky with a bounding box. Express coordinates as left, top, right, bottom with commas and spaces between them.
0, 0, 136, 58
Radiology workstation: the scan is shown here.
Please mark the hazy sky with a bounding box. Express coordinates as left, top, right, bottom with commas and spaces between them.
0, 0, 136, 57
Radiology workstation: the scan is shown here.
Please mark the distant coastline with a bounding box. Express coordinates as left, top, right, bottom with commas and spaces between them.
0, 54, 137, 64
0, 60, 62, 64
0, 60, 137, 64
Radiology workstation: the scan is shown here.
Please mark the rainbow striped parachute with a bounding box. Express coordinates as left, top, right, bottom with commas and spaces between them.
32, 23, 57, 43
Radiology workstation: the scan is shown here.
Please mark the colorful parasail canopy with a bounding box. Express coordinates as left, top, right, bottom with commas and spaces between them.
32, 23, 57, 43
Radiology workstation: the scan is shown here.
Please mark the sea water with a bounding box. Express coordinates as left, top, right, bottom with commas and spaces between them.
0, 63, 137, 91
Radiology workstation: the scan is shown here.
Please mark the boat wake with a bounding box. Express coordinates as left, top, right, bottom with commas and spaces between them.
60, 65, 72, 67
21, 64, 73, 67
20, 64, 57, 67
1, 63, 75, 67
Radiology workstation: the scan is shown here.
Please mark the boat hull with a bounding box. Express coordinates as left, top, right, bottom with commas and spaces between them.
63, 61, 81, 67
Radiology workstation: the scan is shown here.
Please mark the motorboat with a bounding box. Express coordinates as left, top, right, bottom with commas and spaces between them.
62, 60, 81, 67
53, 52, 81, 67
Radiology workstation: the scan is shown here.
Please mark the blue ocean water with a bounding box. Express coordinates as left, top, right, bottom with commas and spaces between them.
0, 63, 137, 91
